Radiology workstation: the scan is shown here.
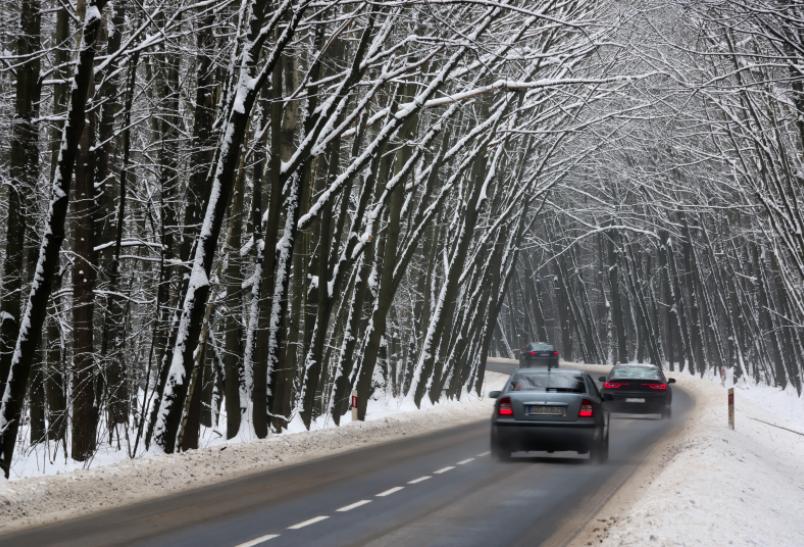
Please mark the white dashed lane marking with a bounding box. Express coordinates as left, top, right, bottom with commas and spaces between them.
376, 486, 405, 497
237, 452, 483, 545
337, 500, 372, 512
233, 533, 280, 547
288, 516, 329, 530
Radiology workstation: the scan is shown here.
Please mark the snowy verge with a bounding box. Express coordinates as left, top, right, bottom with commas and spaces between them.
574, 369, 804, 547
0, 371, 508, 533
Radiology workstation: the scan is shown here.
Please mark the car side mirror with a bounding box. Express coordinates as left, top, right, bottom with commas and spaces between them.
668, 378, 676, 384
598, 376, 607, 382
488, 390, 501, 399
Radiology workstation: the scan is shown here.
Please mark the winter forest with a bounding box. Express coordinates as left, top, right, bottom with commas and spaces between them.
0, 0, 801, 476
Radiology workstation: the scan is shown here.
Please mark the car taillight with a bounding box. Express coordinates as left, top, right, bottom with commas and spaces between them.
643, 383, 668, 391
528, 351, 537, 356
603, 381, 626, 389
552, 351, 559, 357
579, 399, 593, 418
498, 397, 513, 417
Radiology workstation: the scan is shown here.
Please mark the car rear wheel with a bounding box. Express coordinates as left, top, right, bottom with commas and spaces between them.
492, 444, 512, 462
491, 431, 512, 462
591, 431, 609, 464
661, 406, 672, 419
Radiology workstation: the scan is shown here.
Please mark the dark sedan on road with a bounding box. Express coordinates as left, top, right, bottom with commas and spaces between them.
518, 342, 560, 368
489, 368, 609, 463
599, 364, 675, 418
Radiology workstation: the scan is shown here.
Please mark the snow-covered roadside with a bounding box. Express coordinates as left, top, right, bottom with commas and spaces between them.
0, 371, 508, 533
575, 369, 804, 547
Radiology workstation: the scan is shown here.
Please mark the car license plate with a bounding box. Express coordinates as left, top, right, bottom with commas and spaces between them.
625, 398, 646, 403
528, 406, 565, 417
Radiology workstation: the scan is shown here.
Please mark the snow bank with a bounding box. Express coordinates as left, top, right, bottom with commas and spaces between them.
0, 371, 507, 533
576, 369, 804, 547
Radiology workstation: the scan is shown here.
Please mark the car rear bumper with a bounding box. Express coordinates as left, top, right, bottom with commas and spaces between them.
604, 393, 669, 413
491, 421, 600, 452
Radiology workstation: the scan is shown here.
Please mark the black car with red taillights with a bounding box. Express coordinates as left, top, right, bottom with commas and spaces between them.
599, 364, 675, 418
519, 342, 559, 368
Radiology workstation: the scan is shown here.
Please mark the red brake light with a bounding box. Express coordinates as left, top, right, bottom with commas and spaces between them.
528, 351, 537, 356
603, 381, 625, 389
579, 399, 593, 418
552, 351, 559, 357
643, 383, 668, 391
498, 397, 513, 417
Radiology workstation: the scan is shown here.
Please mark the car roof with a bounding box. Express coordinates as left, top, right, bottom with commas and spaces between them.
612, 363, 659, 369
514, 367, 584, 377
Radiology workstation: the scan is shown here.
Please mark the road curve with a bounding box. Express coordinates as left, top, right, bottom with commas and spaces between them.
0, 361, 692, 547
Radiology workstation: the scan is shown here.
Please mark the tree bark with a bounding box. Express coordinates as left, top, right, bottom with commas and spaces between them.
0, 0, 41, 398
0, 0, 108, 477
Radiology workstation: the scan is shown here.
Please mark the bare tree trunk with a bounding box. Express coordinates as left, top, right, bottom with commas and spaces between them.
96, 0, 130, 429
0, 0, 108, 477
71, 72, 99, 462
251, 51, 285, 439
45, 287, 67, 442
0, 0, 41, 398
153, 0, 302, 453
354, 100, 417, 418
221, 151, 248, 438
413, 150, 487, 407
607, 231, 627, 364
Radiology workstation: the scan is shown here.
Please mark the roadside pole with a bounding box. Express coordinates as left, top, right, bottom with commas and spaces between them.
351, 391, 359, 422
728, 387, 735, 430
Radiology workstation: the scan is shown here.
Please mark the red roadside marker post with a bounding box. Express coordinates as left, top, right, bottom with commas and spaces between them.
728, 387, 735, 430
351, 391, 359, 422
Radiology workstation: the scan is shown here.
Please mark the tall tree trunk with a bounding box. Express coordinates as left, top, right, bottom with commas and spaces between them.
0, 0, 41, 398
0, 0, 108, 477
251, 51, 285, 439
412, 148, 488, 407
96, 1, 130, 429
147, 44, 183, 447
221, 150, 248, 438
354, 101, 417, 418
71, 62, 99, 462
298, 137, 341, 428
45, 286, 67, 442
607, 231, 627, 364
152, 0, 302, 453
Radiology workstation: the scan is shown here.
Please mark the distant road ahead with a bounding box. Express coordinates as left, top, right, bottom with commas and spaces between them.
0, 360, 692, 547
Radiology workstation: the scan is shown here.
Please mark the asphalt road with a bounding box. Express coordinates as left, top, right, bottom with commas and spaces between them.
0, 361, 692, 547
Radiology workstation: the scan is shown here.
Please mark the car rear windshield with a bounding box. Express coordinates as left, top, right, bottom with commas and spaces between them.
510, 372, 585, 393
528, 342, 553, 351
610, 367, 662, 381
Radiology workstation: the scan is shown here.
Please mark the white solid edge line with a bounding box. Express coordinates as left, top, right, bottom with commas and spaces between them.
336, 499, 372, 512
287, 515, 330, 530
233, 533, 280, 547
376, 486, 405, 497
457, 457, 475, 465
434, 465, 455, 474
476, 451, 491, 457
408, 475, 431, 484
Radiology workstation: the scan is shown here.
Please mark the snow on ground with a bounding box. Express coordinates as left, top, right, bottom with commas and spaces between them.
576, 367, 804, 547
0, 370, 508, 533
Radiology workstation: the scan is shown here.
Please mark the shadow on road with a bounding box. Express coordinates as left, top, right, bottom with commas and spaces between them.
610, 413, 663, 421
503, 453, 588, 465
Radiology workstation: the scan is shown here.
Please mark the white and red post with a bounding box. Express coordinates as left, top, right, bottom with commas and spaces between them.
351, 391, 359, 422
